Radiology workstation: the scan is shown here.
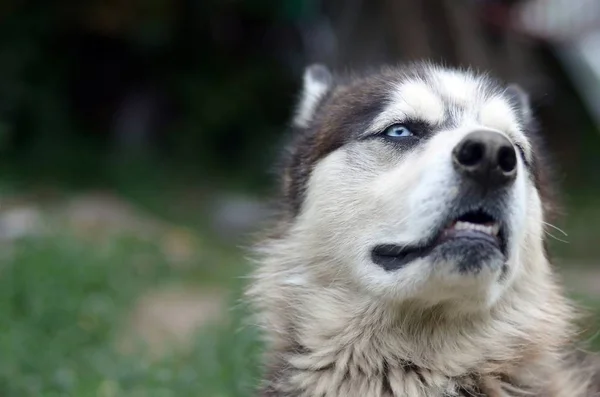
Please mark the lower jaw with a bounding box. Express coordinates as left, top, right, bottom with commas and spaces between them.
373, 238, 505, 272
430, 239, 506, 274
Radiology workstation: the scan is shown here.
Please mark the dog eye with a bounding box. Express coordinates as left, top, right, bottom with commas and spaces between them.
383, 124, 413, 138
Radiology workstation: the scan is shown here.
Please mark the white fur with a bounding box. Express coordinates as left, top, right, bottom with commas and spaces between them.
299, 124, 524, 307
435, 69, 481, 106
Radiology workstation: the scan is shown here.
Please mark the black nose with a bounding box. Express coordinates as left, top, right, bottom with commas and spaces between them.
452, 130, 517, 188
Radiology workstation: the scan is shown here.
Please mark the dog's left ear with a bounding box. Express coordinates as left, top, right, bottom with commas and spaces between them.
293, 64, 333, 128
505, 84, 532, 125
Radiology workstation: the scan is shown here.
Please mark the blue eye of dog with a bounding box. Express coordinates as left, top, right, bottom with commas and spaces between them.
384, 124, 413, 138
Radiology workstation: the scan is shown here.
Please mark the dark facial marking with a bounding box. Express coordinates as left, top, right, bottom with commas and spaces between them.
283, 76, 390, 215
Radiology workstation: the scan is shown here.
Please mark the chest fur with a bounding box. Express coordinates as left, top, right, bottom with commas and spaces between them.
261, 353, 520, 397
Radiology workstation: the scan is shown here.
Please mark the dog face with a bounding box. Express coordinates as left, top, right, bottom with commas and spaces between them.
282, 64, 550, 311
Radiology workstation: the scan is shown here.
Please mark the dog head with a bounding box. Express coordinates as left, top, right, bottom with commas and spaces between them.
279, 63, 554, 311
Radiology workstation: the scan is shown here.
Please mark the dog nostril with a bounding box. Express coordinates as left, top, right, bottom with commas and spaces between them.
456, 140, 484, 167
453, 130, 517, 188
497, 145, 517, 173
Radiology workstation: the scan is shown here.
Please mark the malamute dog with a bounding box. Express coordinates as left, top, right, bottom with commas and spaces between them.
247, 63, 599, 396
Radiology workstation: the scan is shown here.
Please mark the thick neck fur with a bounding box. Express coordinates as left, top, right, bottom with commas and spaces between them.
248, 232, 594, 397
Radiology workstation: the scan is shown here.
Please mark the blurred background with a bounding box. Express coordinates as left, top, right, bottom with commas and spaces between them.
1, 0, 599, 396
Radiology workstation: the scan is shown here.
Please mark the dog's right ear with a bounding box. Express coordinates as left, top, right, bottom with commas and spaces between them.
505, 84, 532, 126
293, 64, 333, 128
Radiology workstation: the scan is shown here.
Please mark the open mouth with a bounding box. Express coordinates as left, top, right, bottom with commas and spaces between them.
372, 209, 507, 271
438, 210, 501, 247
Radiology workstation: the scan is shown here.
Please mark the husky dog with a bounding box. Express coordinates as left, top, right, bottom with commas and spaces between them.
247, 63, 599, 396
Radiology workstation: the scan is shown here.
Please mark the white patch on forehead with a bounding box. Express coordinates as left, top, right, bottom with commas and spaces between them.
370, 81, 445, 132
480, 95, 518, 132
434, 70, 480, 106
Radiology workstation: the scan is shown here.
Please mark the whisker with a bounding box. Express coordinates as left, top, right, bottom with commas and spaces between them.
582, 327, 600, 346
542, 221, 568, 236
544, 230, 569, 244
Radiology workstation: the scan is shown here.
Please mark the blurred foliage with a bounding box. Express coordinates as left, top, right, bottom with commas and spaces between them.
0, 234, 261, 397
0, 0, 307, 191
0, 4, 71, 152
0, 0, 599, 196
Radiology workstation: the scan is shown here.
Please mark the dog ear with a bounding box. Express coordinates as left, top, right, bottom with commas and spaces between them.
293, 64, 333, 128
505, 84, 532, 125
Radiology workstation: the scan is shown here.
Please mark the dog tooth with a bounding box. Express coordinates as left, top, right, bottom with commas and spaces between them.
451, 221, 499, 236
491, 224, 500, 236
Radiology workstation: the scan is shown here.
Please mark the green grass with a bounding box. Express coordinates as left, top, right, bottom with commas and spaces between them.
0, 234, 262, 397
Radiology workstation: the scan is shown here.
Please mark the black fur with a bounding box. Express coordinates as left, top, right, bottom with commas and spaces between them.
282, 72, 389, 215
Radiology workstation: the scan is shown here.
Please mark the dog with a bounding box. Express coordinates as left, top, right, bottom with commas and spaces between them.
247, 62, 599, 396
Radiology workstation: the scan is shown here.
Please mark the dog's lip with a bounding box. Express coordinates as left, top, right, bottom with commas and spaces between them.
371, 209, 507, 270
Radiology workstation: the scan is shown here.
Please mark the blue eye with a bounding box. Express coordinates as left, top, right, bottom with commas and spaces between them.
384, 124, 413, 138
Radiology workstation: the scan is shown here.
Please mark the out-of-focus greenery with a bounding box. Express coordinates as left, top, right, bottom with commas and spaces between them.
1, 0, 599, 195
0, 233, 262, 397
0, 1, 308, 190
